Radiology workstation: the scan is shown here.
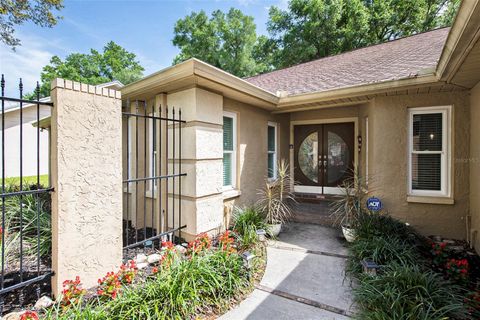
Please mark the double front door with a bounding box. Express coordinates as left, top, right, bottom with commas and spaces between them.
294, 122, 354, 194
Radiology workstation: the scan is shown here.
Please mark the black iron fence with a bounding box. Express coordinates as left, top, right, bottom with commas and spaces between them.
0, 75, 54, 313
122, 100, 186, 251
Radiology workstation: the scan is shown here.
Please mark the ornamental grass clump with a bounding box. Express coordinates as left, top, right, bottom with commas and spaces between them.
232, 207, 266, 249
232, 206, 267, 235
348, 235, 418, 274
96, 249, 249, 319
349, 212, 471, 319
354, 263, 467, 320
256, 160, 295, 226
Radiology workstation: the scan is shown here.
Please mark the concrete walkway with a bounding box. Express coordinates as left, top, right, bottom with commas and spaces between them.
220, 223, 355, 320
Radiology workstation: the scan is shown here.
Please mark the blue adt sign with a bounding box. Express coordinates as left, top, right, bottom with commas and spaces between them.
367, 197, 382, 211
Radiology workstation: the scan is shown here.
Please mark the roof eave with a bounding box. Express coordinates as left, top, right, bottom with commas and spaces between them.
436, 0, 480, 83
121, 59, 278, 108
276, 74, 440, 109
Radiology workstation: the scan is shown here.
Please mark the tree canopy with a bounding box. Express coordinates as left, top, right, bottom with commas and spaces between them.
0, 0, 64, 47
267, 0, 460, 68
172, 8, 270, 77
173, 0, 460, 75
31, 41, 144, 98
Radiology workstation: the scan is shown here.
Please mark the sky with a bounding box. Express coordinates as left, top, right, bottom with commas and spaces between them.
0, 0, 289, 97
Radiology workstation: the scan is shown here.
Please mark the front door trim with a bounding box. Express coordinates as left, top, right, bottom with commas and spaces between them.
290, 117, 359, 194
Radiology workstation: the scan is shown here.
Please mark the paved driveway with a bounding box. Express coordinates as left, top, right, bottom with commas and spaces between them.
219, 223, 355, 320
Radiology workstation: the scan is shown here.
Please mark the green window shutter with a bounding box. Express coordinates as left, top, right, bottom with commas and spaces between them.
223, 116, 233, 151
223, 153, 232, 186
223, 116, 234, 186
268, 125, 275, 152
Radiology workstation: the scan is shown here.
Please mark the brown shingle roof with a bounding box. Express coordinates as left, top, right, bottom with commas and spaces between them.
246, 27, 450, 96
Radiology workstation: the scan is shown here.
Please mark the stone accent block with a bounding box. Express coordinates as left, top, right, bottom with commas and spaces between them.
168, 160, 222, 198
167, 88, 223, 125
168, 125, 223, 160
168, 195, 224, 236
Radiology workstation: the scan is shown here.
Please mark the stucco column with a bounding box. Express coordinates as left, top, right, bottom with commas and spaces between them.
166, 88, 224, 240
50, 79, 123, 296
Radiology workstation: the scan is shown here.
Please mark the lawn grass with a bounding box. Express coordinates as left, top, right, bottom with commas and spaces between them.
4, 175, 49, 187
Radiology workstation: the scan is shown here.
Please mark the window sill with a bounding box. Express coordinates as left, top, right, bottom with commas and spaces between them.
407, 195, 454, 205
223, 189, 241, 200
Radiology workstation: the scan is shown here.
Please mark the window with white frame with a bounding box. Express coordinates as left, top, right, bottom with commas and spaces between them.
408, 106, 451, 197
223, 112, 237, 189
267, 122, 278, 179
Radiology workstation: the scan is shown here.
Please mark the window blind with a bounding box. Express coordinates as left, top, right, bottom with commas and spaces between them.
223, 117, 233, 151
223, 116, 234, 187
410, 110, 446, 193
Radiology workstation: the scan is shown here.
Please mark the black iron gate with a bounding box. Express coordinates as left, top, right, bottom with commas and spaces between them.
122, 99, 186, 250
0, 75, 54, 313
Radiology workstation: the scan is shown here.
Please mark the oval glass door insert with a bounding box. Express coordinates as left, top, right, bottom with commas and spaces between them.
327, 131, 350, 184
298, 132, 318, 183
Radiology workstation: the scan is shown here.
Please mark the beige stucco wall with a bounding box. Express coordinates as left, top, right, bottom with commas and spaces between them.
51, 79, 123, 295
368, 91, 470, 239
222, 98, 289, 222
470, 82, 480, 253
286, 91, 470, 240
166, 88, 224, 240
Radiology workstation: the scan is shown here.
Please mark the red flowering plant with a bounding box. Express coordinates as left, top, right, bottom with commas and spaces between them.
20, 311, 39, 320
218, 230, 237, 255
160, 241, 177, 269
445, 258, 469, 283
97, 271, 122, 299
186, 233, 211, 256
430, 241, 448, 267
466, 289, 480, 318
61, 276, 86, 308
117, 260, 137, 285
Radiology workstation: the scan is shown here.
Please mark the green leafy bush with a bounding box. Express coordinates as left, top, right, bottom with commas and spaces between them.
354, 263, 467, 320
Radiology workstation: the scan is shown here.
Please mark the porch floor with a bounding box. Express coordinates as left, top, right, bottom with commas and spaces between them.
291, 200, 335, 226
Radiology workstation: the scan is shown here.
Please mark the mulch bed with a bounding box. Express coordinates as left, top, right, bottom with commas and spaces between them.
1, 258, 51, 314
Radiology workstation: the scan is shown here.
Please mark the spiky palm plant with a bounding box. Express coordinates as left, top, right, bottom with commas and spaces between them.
256, 160, 295, 225
330, 168, 367, 228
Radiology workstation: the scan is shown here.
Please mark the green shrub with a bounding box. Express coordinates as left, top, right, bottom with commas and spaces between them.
354, 263, 467, 320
